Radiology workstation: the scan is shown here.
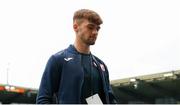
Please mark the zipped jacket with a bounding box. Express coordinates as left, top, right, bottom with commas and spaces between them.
36, 45, 117, 104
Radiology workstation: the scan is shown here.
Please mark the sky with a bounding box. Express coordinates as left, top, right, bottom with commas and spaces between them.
0, 0, 180, 89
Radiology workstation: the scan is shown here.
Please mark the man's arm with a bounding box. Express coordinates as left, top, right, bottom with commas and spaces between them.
108, 83, 117, 104
36, 55, 61, 104
105, 65, 117, 104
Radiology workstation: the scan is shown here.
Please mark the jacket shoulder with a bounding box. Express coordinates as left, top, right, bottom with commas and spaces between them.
53, 49, 66, 59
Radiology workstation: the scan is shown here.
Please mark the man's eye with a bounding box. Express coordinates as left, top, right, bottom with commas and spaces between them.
97, 27, 100, 31
88, 26, 94, 30
87, 25, 100, 31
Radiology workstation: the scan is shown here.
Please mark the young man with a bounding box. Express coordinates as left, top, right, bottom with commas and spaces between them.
36, 9, 117, 104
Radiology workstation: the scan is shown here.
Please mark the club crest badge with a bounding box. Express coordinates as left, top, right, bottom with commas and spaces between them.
100, 64, 105, 71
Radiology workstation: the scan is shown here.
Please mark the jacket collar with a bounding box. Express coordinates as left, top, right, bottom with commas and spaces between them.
67, 44, 79, 54
67, 44, 92, 55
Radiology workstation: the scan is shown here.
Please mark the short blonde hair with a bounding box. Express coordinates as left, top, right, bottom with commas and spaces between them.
73, 9, 103, 25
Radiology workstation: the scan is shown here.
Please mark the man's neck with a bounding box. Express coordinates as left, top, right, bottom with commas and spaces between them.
74, 42, 90, 54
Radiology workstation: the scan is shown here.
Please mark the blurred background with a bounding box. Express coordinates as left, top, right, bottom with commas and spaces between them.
0, 0, 179, 104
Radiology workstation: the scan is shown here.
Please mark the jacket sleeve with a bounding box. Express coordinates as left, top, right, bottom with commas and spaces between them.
108, 83, 117, 104
105, 65, 117, 104
36, 55, 61, 104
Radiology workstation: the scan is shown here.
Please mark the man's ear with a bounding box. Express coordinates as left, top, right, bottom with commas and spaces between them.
73, 23, 79, 32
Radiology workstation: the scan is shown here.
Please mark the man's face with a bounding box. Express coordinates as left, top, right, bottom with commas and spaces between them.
75, 19, 100, 45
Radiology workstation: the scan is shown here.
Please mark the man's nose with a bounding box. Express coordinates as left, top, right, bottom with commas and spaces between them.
92, 29, 98, 35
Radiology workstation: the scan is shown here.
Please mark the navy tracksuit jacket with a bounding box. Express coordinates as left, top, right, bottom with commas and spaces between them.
36, 45, 117, 104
